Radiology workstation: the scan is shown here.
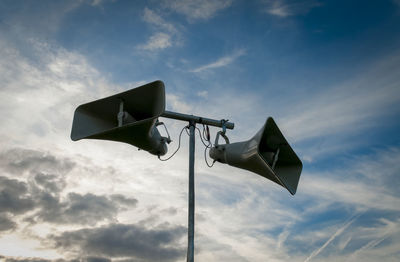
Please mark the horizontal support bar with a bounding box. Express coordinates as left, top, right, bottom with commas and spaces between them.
161, 110, 234, 130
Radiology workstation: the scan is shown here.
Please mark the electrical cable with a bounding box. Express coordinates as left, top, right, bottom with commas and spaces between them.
196, 126, 211, 147
196, 126, 215, 168
158, 125, 188, 161
157, 121, 171, 143
158, 123, 221, 168
184, 125, 190, 136
202, 124, 208, 141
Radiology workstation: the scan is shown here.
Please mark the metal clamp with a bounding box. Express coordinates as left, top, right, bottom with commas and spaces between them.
220, 119, 229, 134
155, 120, 172, 144
117, 99, 124, 127
214, 131, 230, 146
214, 119, 230, 146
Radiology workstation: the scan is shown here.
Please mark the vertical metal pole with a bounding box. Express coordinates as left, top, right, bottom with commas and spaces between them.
187, 121, 195, 262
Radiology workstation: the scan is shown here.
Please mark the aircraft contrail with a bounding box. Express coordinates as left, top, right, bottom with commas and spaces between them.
303, 214, 360, 262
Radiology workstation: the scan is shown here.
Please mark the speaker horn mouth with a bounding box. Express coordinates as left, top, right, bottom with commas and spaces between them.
209, 117, 302, 195
71, 80, 168, 156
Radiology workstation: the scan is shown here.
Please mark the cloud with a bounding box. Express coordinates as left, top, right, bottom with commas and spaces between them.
138, 8, 181, 51
163, 0, 233, 20
276, 50, 400, 160
0, 147, 139, 227
263, 0, 321, 17
0, 174, 130, 227
0, 176, 35, 215
33, 192, 119, 226
37, 193, 136, 226
283, 212, 400, 262
1, 5, 399, 261
196, 90, 208, 98
32, 173, 67, 194
0, 214, 17, 232
0, 255, 110, 262
301, 147, 400, 211
89, 0, 112, 7
166, 93, 193, 112
0, 1, 83, 38
109, 194, 138, 208
270, 147, 400, 261
0, 31, 188, 260
303, 215, 359, 262
50, 223, 186, 261
137, 32, 172, 50
190, 49, 246, 73
0, 38, 115, 154
0, 148, 75, 177
344, 217, 400, 262
142, 7, 178, 34
187, 146, 400, 261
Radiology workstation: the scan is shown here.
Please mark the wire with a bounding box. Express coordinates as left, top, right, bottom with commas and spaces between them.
158, 125, 188, 161
202, 124, 207, 141
184, 126, 190, 136
196, 126, 211, 147
196, 126, 215, 168
204, 146, 215, 168
158, 123, 217, 168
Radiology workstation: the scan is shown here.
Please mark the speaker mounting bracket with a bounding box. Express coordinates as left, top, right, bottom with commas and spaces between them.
117, 99, 124, 127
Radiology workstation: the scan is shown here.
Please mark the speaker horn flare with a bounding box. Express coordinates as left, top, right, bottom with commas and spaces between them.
210, 117, 302, 195
71, 80, 168, 156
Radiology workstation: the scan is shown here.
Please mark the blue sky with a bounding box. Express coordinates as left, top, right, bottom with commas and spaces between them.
0, 0, 399, 261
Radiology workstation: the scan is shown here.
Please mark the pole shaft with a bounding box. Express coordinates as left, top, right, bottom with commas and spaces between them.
162, 110, 234, 130
187, 121, 195, 262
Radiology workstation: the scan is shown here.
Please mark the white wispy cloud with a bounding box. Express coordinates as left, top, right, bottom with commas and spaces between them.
137, 32, 172, 50
274, 50, 400, 161
143, 7, 178, 34
277, 146, 400, 262
166, 93, 193, 113
0, 1, 83, 37
138, 8, 181, 51
190, 145, 400, 261
190, 49, 246, 73
197, 90, 208, 98
137, 7, 181, 51
1, 6, 400, 262
163, 0, 233, 20
303, 215, 359, 262
345, 217, 400, 262
263, 0, 321, 17
302, 173, 400, 212
1, 38, 399, 262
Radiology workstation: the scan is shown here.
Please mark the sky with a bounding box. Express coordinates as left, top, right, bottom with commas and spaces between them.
0, 0, 400, 261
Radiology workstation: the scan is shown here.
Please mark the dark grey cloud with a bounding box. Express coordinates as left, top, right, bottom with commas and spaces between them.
161, 207, 178, 216
0, 148, 75, 176
0, 213, 16, 231
51, 223, 186, 262
109, 194, 138, 208
34, 192, 119, 225
83, 257, 111, 262
0, 176, 35, 214
0, 147, 139, 227
0, 174, 139, 228
33, 172, 67, 194
1, 258, 59, 262
0, 255, 108, 262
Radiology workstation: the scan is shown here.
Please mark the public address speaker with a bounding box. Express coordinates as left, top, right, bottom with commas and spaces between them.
209, 117, 302, 195
70, 80, 168, 156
